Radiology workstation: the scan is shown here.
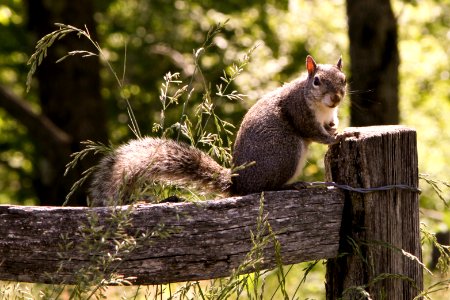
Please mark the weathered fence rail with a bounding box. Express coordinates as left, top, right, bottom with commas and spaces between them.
0, 189, 345, 285
0, 126, 423, 298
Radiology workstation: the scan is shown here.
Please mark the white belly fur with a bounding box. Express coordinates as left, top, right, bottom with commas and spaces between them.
285, 142, 309, 184
316, 104, 338, 127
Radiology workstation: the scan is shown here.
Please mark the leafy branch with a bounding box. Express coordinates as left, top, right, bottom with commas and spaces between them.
27, 23, 142, 140
152, 72, 188, 137
27, 23, 121, 91
420, 173, 449, 207
151, 20, 256, 168
216, 44, 258, 101
63, 140, 114, 205
421, 225, 450, 275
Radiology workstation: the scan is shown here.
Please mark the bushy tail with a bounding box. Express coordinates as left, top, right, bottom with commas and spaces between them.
89, 137, 232, 206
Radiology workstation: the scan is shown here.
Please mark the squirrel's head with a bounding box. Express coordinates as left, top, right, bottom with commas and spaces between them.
305, 55, 346, 108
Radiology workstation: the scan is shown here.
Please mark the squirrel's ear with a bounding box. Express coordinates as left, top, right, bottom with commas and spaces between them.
336, 56, 343, 71
306, 55, 317, 76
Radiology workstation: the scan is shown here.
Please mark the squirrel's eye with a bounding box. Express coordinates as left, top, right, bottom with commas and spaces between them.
313, 76, 321, 86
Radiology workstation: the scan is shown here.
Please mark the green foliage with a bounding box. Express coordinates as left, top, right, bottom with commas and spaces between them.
0, 0, 35, 205
395, 0, 450, 211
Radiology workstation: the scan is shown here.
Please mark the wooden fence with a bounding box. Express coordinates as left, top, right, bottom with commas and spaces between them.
0, 126, 423, 298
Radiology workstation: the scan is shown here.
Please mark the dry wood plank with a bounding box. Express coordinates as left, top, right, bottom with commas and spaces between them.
325, 125, 422, 299
0, 188, 344, 285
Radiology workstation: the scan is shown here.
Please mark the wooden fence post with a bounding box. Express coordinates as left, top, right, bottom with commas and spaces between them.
325, 125, 423, 299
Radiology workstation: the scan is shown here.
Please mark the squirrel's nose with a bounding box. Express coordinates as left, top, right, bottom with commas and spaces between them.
331, 94, 341, 104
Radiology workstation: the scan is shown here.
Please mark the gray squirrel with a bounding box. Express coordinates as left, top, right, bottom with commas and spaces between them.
89, 55, 350, 206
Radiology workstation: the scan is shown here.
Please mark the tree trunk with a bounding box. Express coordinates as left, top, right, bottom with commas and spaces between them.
25, 0, 108, 206
347, 0, 400, 126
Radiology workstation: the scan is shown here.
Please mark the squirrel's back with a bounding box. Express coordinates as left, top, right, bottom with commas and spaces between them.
89, 137, 231, 206
231, 79, 310, 194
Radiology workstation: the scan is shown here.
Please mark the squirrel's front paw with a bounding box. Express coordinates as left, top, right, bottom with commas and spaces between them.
334, 131, 359, 143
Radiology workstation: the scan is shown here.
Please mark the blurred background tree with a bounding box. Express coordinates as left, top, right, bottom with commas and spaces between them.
347, 0, 400, 125
27, 0, 108, 205
0, 0, 448, 295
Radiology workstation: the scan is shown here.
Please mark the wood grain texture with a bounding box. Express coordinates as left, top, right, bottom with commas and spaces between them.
325, 125, 422, 299
0, 189, 344, 285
